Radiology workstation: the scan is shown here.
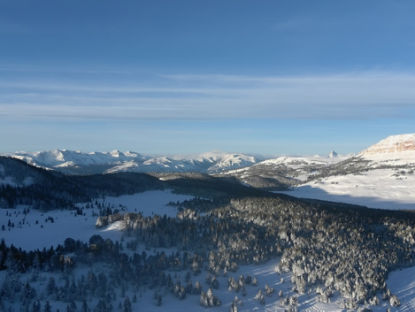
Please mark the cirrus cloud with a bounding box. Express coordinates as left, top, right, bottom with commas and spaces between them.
1, 71, 415, 120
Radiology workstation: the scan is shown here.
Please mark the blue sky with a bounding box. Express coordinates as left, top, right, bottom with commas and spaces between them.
1, 0, 415, 155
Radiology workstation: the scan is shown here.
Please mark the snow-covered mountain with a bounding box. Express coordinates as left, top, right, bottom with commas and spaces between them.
359, 133, 415, 167
361, 133, 415, 155
3, 135, 415, 312
12, 149, 144, 168
221, 152, 349, 190
281, 134, 415, 210
6, 133, 415, 209
8, 150, 260, 175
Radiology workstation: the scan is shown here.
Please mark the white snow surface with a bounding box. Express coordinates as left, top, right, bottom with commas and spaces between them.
0, 249, 410, 311
225, 153, 350, 184
8, 149, 259, 173
359, 133, 415, 166
128, 260, 415, 312
361, 150, 415, 166
276, 135, 415, 210
279, 168, 415, 210
11, 149, 145, 167
0, 190, 193, 250
226, 154, 349, 175
384, 265, 415, 311
362, 133, 415, 155
259, 155, 346, 167
130, 260, 344, 312
103, 190, 192, 217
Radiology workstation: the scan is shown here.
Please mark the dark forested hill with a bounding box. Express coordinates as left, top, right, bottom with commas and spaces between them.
0, 156, 267, 209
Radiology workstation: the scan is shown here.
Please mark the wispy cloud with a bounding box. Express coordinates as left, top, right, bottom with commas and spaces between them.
1, 71, 415, 120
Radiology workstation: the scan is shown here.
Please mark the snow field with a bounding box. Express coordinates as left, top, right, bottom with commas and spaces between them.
279, 168, 415, 210
0, 190, 193, 250
0, 258, 348, 312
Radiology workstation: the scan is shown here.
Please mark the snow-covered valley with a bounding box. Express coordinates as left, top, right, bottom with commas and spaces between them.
10, 134, 415, 212
1, 190, 193, 250
2, 134, 415, 312
2, 188, 349, 312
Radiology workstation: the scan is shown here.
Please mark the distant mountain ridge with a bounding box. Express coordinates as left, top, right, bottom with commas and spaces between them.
6, 133, 415, 190
0, 154, 267, 209
220, 153, 349, 190
7, 150, 261, 175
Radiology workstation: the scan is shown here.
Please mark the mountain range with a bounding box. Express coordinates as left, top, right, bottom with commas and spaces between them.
1, 134, 415, 312
7, 150, 261, 175
2, 133, 415, 210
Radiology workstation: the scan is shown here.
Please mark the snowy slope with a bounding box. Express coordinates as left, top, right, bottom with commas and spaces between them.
221, 152, 349, 189
122, 260, 346, 312
12, 149, 144, 167
258, 154, 346, 178
0, 190, 193, 250
362, 133, 415, 155
104, 152, 258, 174
8, 150, 259, 174
280, 134, 415, 210
382, 265, 415, 312
280, 168, 415, 210
0, 256, 342, 312
359, 133, 415, 168
0, 156, 49, 187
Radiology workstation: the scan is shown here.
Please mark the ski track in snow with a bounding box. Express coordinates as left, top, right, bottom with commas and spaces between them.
0, 190, 193, 250
383, 266, 415, 312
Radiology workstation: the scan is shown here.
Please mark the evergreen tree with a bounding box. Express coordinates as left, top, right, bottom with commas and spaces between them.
123, 296, 132, 312
43, 301, 51, 312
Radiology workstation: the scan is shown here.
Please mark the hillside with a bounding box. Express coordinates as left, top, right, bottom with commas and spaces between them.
280, 134, 415, 209
1, 177, 415, 311
220, 153, 348, 190
0, 155, 268, 209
